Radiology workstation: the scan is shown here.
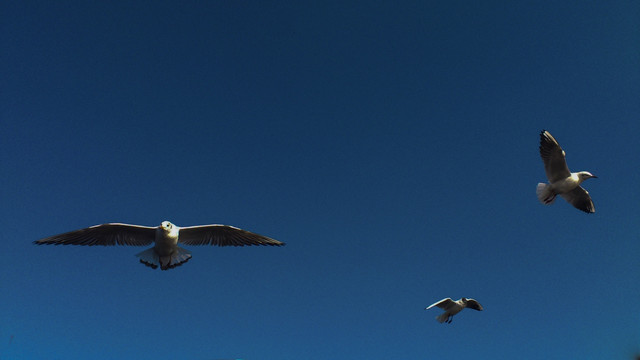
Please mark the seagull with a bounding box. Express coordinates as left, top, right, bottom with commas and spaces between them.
537, 130, 597, 213
34, 221, 284, 270
425, 297, 483, 324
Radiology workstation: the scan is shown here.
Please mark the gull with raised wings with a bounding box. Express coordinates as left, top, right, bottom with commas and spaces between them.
537, 130, 597, 213
34, 221, 284, 270
425, 297, 483, 324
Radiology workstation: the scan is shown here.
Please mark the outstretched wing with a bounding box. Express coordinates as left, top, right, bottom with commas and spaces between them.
178, 225, 284, 246
465, 299, 484, 311
425, 298, 455, 310
539, 130, 571, 183
34, 223, 156, 246
560, 186, 595, 213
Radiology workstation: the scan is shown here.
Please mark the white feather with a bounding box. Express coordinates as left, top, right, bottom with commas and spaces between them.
536, 183, 555, 204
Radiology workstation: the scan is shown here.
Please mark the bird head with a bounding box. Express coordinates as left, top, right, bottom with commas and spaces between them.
578, 171, 597, 181
161, 221, 174, 231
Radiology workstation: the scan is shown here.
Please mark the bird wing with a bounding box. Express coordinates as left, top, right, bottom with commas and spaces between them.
465, 299, 484, 311
539, 130, 571, 183
560, 186, 595, 213
426, 298, 455, 310
178, 225, 284, 246
34, 223, 156, 246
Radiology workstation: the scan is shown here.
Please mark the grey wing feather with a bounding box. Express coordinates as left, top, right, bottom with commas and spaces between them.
539, 130, 571, 183
466, 299, 484, 311
178, 225, 284, 246
34, 223, 156, 246
426, 298, 454, 310
560, 186, 595, 213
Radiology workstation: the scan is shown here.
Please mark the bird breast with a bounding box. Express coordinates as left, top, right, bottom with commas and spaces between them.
448, 302, 464, 315
154, 227, 179, 255
551, 174, 581, 193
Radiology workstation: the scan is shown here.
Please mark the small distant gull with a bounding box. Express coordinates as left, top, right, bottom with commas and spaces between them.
425, 297, 483, 324
537, 130, 597, 213
34, 221, 284, 270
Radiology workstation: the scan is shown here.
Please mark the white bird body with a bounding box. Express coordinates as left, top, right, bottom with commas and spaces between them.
425, 297, 483, 324
547, 172, 589, 193
35, 221, 284, 270
135, 221, 187, 270
155, 221, 180, 254
537, 130, 596, 213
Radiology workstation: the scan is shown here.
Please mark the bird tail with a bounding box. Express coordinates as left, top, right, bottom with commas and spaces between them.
436, 313, 448, 323
536, 183, 556, 204
135, 247, 192, 270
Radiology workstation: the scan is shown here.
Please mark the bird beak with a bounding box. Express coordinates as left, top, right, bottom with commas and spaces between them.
591, 175, 598, 178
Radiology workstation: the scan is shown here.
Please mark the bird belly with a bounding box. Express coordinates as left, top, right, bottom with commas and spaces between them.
551, 176, 579, 194
153, 232, 179, 256
448, 306, 463, 316
153, 243, 176, 257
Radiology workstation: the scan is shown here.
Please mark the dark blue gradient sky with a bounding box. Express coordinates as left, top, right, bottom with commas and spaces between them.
2, 1, 639, 359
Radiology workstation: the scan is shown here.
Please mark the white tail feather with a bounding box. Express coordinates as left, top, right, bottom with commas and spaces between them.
136, 247, 192, 270
136, 248, 159, 269
536, 183, 556, 204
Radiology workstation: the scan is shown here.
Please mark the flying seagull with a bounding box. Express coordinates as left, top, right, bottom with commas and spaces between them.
425, 297, 483, 324
537, 130, 597, 213
34, 221, 284, 270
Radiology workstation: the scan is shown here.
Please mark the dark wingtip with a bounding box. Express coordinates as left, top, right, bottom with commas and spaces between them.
262, 239, 285, 246
540, 130, 550, 139
33, 240, 59, 245
578, 204, 595, 214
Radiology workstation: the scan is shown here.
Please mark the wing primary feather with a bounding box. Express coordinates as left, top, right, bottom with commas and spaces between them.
178, 224, 284, 247
34, 223, 155, 246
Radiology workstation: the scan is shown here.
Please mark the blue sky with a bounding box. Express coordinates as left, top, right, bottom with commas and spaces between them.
1, 1, 639, 359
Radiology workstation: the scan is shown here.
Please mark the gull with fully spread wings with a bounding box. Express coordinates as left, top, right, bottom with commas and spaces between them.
537, 130, 597, 213
425, 297, 483, 324
34, 221, 284, 270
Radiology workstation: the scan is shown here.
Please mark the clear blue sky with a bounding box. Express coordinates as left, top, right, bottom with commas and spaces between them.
2, 1, 639, 359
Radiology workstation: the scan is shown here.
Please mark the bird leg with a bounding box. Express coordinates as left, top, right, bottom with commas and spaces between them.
544, 194, 556, 204
447, 316, 453, 324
